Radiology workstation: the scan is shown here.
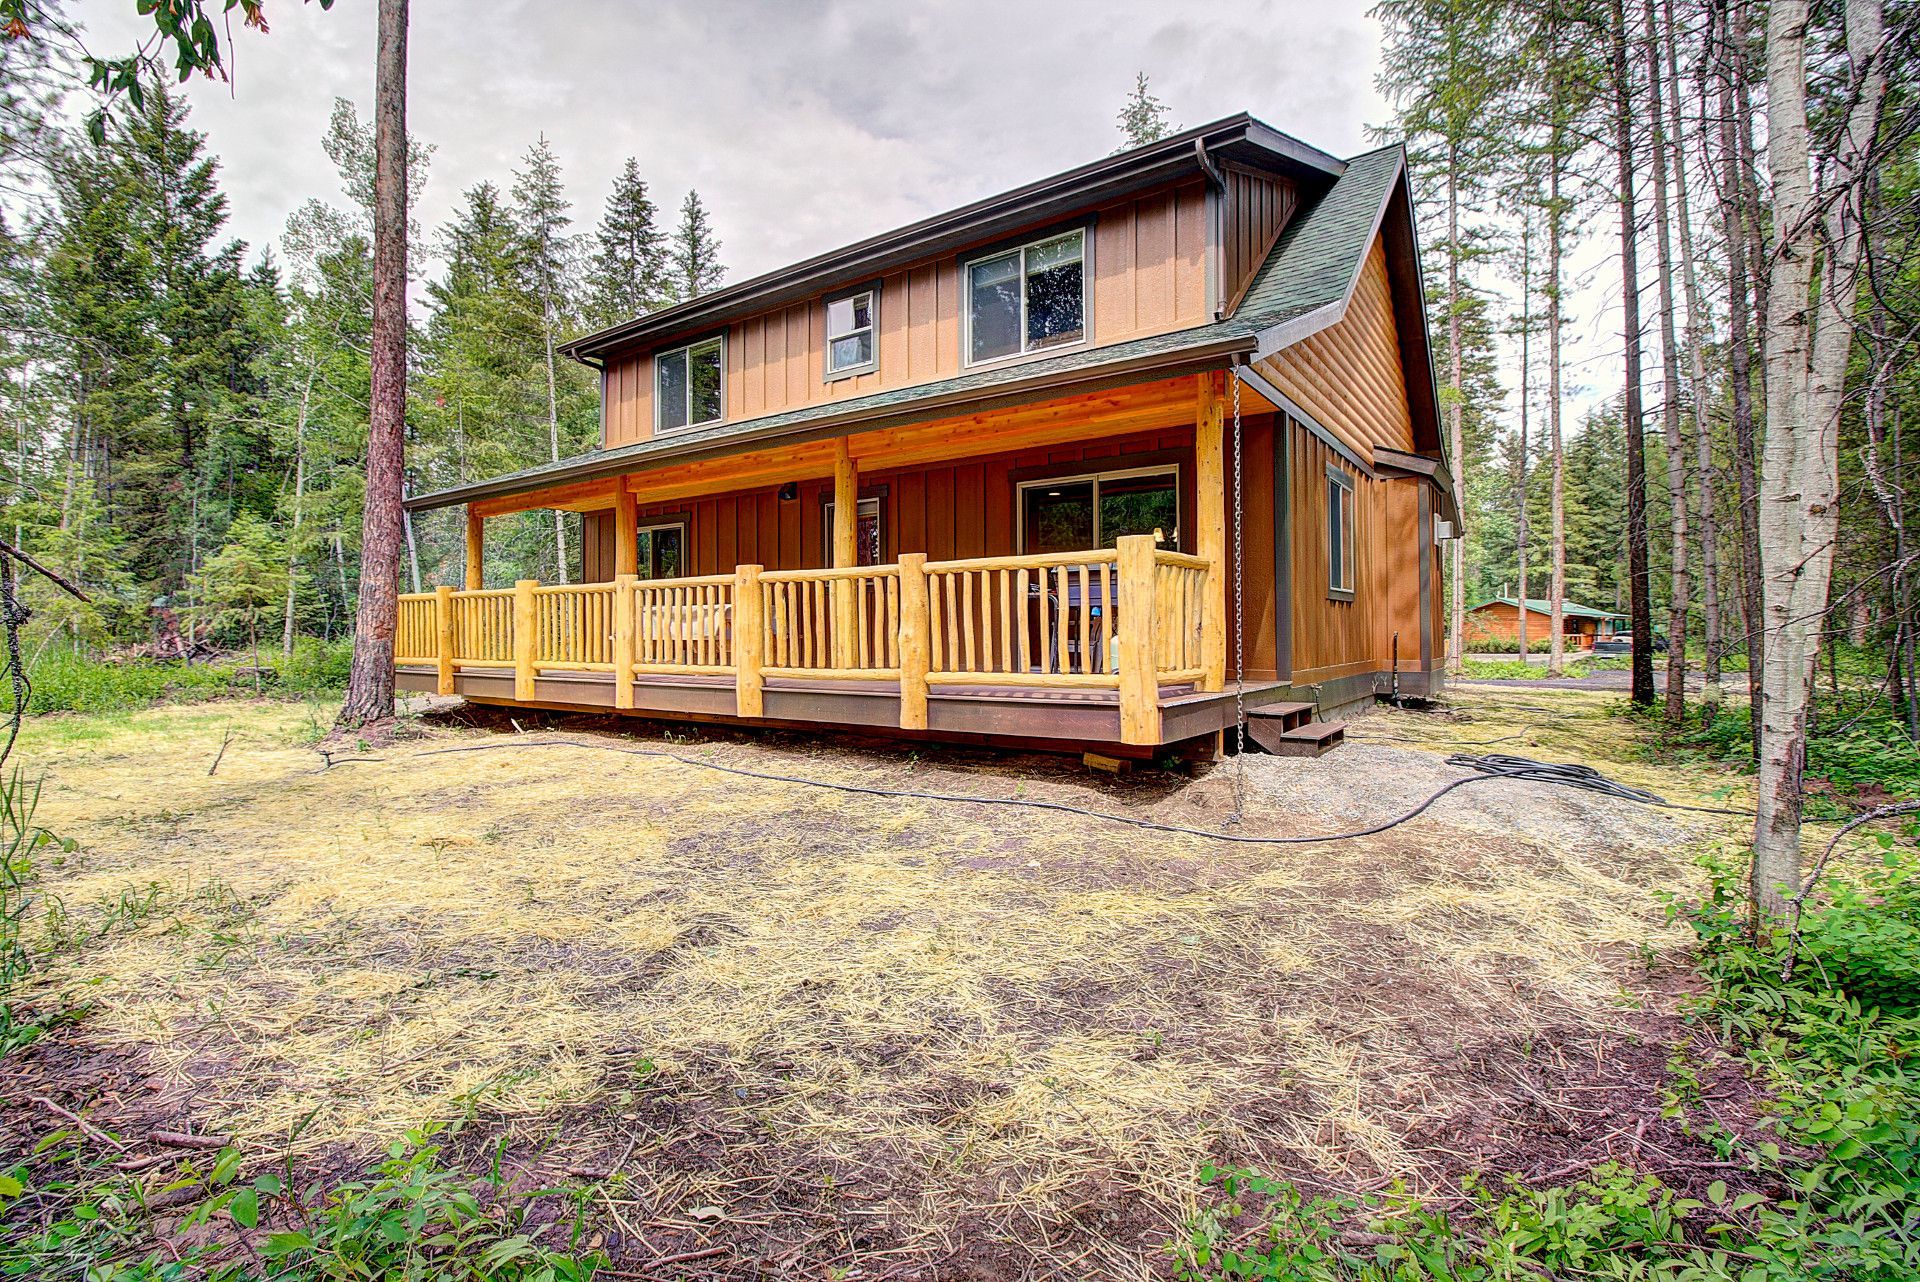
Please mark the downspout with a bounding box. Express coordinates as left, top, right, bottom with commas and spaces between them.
1195, 138, 1228, 321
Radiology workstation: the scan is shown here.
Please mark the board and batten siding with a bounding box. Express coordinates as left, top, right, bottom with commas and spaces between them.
600, 179, 1217, 450
1253, 235, 1414, 463
1220, 164, 1297, 311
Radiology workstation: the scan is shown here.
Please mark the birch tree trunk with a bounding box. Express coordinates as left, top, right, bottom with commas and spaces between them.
335, 0, 409, 730
1751, 0, 1885, 920
1644, 0, 1690, 727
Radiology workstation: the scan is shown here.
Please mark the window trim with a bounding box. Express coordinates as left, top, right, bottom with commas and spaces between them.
1326, 463, 1356, 601
634, 518, 689, 580
653, 334, 726, 434
1014, 463, 1182, 554
961, 224, 1092, 370
823, 283, 880, 381
820, 493, 886, 564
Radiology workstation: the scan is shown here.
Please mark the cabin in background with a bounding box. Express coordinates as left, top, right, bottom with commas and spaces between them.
1465, 598, 1627, 652
395, 114, 1458, 758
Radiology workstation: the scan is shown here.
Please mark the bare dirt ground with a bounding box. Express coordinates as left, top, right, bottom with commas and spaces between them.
1, 688, 1769, 1279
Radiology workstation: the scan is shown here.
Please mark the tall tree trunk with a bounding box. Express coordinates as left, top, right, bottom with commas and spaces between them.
1665, 0, 1721, 697
282, 363, 314, 658
1515, 213, 1532, 662
544, 321, 567, 583
336, 0, 409, 730
1751, 0, 1885, 921
1712, 0, 1765, 754
1644, 0, 1690, 727
1446, 140, 1466, 676
1546, 30, 1569, 680
1610, 0, 1655, 707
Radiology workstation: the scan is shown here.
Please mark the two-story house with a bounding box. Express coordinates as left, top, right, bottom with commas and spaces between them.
394, 113, 1457, 758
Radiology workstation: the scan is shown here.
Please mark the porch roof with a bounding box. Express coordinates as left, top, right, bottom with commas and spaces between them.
405, 144, 1417, 514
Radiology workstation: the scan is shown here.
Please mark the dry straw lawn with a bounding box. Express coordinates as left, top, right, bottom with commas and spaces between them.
12, 686, 1753, 1276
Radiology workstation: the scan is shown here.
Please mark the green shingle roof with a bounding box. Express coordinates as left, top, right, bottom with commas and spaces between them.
407, 145, 1414, 512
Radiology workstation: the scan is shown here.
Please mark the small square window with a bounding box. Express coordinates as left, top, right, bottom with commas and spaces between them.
655, 337, 723, 432
826, 290, 876, 377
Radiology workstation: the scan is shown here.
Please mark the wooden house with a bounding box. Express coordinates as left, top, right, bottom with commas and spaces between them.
396, 114, 1458, 757
1464, 597, 1626, 651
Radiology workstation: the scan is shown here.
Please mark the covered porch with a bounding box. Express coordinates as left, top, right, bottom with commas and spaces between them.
397, 371, 1293, 751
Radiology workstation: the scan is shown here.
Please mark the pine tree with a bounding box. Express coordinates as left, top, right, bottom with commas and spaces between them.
1115, 72, 1172, 150
668, 190, 724, 302
512, 136, 578, 579
585, 157, 665, 326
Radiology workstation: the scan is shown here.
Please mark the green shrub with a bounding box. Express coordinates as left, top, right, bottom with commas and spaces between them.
25, 641, 354, 715
1464, 636, 1557, 654
1793, 849, 1920, 1016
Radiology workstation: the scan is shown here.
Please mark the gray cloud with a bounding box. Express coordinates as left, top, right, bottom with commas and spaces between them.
89, 0, 1391, 285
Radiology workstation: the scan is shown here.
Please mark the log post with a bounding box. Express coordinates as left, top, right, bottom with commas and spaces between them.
434, 584, 455, 696
611, 573, 636, 710
465, 509, 485, 591
898, 552, 929, 731
1195, 373, 1227, 691
513, 579, 537, 701
734, 564, 765, 718
1117, 534, 1160, 745
614, 483, 639, 578
831, 439, 858, 669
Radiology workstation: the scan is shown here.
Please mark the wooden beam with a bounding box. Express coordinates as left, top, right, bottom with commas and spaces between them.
832, 439, 858, 669
614, 485, 639, 578
611, 574, 636, 709
1116, 535, 1160, 745
472, 476, 618, 518
897, 553, 929, 730
465, 510, 485, 591
434, 584, 455, 695
734, 564, 765, 717
513, 580, 538, 701
1195, 373, 1227, 691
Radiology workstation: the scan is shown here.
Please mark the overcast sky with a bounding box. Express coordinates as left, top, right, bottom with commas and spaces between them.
87, 0, 1621, 418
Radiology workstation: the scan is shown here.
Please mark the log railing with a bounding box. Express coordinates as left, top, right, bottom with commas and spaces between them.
395, 534, 1214, 743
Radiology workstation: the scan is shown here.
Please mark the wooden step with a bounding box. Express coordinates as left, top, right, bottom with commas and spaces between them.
1246, 701, 1317, 732
1244, 713, 1345, 757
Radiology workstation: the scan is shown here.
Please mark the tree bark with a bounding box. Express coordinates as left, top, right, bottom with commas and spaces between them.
1515, 213, 1532, 663
1546, 26, 1569, 680
1643, 0, 1690, 727
1663, 0, 1720, 699
335, 0, 409, 730
1609, 0, 1655, 707
282, 363, 314, 657
1445, 139, 1466, 676
1751, 0, 1885, 921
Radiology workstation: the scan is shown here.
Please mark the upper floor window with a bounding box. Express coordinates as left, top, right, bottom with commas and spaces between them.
825, 290, 877, 378
656, 336, 723, 432
965, 229, 1086, 365
1327, 465, 1356, 599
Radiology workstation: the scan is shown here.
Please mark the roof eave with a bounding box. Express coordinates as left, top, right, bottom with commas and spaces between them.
409, 332, 1258, 513
562, 113, 1344, 364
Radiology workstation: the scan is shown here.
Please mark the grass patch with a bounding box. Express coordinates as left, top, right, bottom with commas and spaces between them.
27, 639, 351, 716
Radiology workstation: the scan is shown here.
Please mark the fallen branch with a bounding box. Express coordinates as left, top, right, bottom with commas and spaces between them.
207, 729, 233, 776
31, 1095, 130, 1151
150, 1129, 234, 1150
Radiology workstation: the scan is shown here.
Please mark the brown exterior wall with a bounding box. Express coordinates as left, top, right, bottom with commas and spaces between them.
603, 178, 1223, 450
582, 413, 1284, 682
1283, 414, 1434, 687
1253, 234, 1415, 463
1220, 164, 1298, 310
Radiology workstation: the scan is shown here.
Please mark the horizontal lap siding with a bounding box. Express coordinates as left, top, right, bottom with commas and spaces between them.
1255, 235, 1415, 462
598, 180, 1211, 450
